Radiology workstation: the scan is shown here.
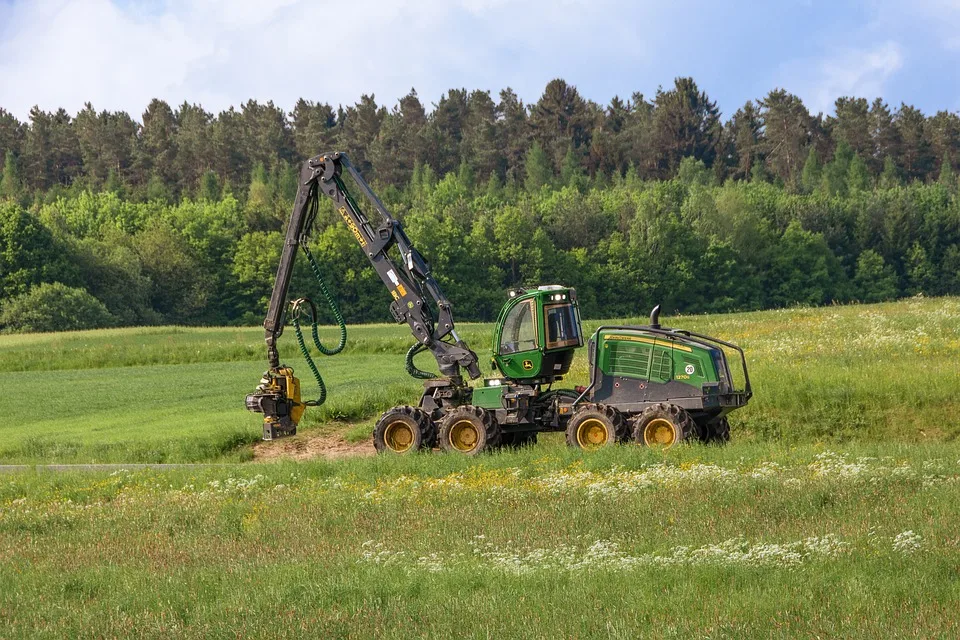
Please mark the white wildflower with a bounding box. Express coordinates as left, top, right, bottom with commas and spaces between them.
892, 531, 923, 554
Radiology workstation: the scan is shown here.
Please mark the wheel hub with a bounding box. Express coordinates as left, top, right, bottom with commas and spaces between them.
644, 418, 677, 447
577, 418, 609, 448
384, 421, 415, 452
449, 420, 480, 452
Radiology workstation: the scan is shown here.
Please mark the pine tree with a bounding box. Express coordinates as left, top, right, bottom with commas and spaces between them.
894, 104, 933, 181
905, 242, 936, 295
137, 99, 179, 191
830, 97, 871, 158
925, 111, 960, 184
939, 152, 954, 186
145, 174, 172, 203
419, 163, 437, 194
408, 163, 424, 200
939, 245, 960, 294
592, 168, 610, 190
239, 99, 295, 173
245, 163, 274, 228
750, 161, 767, 183
457, 159, 476, 196
369, 90, 427, 187
529, 79, 592, 171
854, 250, 899, 302
497, 88, 530, 186
461, 90, 501, 182
427, 88, 469, 175
869, 98, 901, 174
484, 172, 503, 199
337, 95, 386, 177
758, 90, 817, 188
800, 147, 821, 193
560, 146, 586, 190
591, 96, 629, 178
174, 102, 214, 193
622, 94, 655, 178
290, 98, 338, 161
878, 156, 901, 189
104, 167, 122, 196
650, 77, 721, 177
524, 142, 552, 192
274, 161, 298, 203
822, 142, 854, 196
0, 108, 25, 173
1, 151, 21, 201
724, 101, 763, 181
846, 154, 871, 193
198, 170, 220, 202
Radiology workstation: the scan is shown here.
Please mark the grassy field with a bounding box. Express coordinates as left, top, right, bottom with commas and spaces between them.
2, 298, 960, 636
1, 297, 959, 463
1, 442, 959, 637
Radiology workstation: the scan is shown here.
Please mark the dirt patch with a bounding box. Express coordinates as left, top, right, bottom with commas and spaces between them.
252, 425, 374, 461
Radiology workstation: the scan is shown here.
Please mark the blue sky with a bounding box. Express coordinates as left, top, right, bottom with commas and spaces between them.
1, 0, 959, 121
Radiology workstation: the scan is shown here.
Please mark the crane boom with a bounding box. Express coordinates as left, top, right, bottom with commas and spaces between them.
247, 152, 480, 439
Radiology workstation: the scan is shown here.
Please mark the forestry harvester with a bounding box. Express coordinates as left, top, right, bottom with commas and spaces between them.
246, 152, 751, 453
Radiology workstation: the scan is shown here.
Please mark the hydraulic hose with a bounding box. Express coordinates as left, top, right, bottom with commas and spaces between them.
289, 244, 348, 407
405, 342, 436, 380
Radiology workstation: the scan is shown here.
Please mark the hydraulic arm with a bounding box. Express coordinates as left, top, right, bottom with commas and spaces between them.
246, 152, 481, 439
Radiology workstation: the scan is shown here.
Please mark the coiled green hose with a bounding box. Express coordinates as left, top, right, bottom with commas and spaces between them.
289, 244, 347, 407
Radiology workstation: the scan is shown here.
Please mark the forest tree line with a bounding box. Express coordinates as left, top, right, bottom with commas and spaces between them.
1, 78, 960, 331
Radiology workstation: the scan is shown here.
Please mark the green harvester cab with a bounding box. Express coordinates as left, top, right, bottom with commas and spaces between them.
491, 285, 582, 381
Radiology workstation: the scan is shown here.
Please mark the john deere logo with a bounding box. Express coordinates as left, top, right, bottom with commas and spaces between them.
522, 359, 534, 370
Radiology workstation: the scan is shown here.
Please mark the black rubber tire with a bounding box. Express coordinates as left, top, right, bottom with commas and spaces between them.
565, 404, 627, 449
438, 406, 501, 455
632, 403, 697, 449
704, 416, 731, 444
373, 406, 432, 454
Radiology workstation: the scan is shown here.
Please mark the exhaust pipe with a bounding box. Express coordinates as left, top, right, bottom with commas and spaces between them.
649, 304, 661, 329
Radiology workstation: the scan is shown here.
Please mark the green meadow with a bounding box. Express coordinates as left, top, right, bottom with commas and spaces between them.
1, 298, 959, 637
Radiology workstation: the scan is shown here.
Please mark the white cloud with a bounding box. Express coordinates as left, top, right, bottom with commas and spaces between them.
781, 41, 904, 115
0, 0, 652, 121
1, 0, 957, 123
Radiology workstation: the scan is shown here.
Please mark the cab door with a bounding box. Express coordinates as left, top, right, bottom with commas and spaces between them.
495, 298, 543, 379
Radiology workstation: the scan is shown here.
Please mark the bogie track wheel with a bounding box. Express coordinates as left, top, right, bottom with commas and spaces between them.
633, 403, 696, 449
566, 404, 627, 450
704, 416, 731, 444
439, 406, 501, 455
373, 406, 434, 453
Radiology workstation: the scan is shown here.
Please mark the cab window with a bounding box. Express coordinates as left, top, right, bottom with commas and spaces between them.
499, 300, 538, 354
544, 303, 581, 349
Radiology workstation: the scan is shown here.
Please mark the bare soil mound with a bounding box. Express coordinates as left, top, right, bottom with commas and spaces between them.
253, 425, 374, 461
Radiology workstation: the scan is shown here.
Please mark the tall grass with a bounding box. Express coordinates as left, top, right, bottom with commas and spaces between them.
1, 443, 958, 637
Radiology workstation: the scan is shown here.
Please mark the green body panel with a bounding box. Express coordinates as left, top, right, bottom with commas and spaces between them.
497, 348, 543, 380
472, 384, 506, 410
491, 287, 582, 381
597, 330, 721, 388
